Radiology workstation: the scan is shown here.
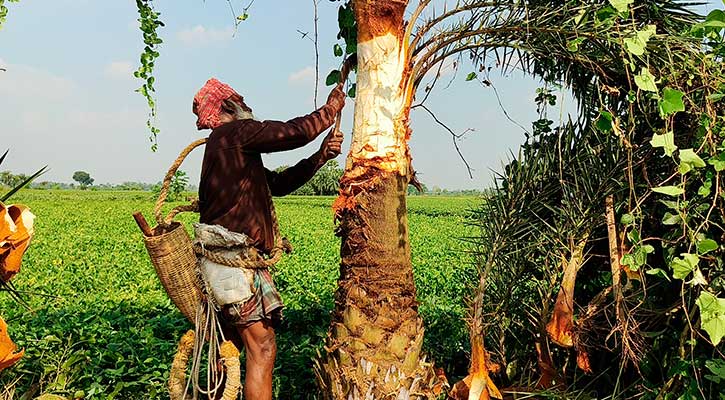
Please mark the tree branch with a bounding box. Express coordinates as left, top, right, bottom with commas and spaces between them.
413, 104, 474, 179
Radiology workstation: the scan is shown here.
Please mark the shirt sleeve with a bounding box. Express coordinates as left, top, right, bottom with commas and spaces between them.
265, 156, 322, 196
236, 103, 340, 153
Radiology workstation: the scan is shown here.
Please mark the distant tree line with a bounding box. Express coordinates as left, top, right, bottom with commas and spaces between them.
1, 167, 485, 196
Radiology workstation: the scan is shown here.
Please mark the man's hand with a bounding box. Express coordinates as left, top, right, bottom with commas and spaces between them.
326, 83, 346, 111
319, 127, 344, 162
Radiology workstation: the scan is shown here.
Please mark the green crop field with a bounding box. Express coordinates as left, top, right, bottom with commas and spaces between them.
0, 190, 482, 399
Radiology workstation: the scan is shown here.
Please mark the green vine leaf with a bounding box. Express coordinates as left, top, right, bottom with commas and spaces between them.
596, 110, 613, 132
325, 69, 341, 86
646, 268, 670, 281
661, 211, 682, 225
679, 148, 706, 167
659, 87, 685, 116
652, 186, 685, 196
670, 253, 699, 280
708, 153, 725, 171
620, 213, 635, 225
624, 25, 656, 56
608, 0, 633, 13
679, 148, 706, 174
634, 68, 658, 92
567, 37, 586, 52
623, 244, 655, 271
466, 72, 478, 81
650, 131, 677, 157
653, 185, 685, 196
699, 178, 713, 197
705, 359, 725, 384
696, 291, 725, 345
134, 0, 164, 152
697, 238, 719, 254
0, 0, 19, 30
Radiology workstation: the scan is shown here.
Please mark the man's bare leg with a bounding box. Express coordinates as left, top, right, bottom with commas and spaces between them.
239, 320, 276, 400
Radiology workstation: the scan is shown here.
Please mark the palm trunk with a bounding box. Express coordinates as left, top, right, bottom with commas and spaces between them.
316, 1, 438, 398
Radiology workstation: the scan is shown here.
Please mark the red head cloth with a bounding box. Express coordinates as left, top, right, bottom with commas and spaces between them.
193, 78, 248, 130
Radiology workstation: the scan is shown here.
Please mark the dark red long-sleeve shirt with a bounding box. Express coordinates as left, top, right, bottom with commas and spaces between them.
198, 101, 342, 252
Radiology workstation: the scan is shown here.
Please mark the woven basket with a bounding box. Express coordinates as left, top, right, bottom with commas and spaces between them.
135, 139, 208, 323
143, 222, 200, 322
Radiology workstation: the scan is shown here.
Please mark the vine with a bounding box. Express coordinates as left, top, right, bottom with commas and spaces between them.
327, 0, 356, 96
0, 0, 19, 30
134, 0, 164, 152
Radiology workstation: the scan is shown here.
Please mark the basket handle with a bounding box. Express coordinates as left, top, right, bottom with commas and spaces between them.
154, 138, 208, 227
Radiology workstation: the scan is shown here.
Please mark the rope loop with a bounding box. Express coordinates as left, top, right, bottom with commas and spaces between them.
154, 138, 208, 227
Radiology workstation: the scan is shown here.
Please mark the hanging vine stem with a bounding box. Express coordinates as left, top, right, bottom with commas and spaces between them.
134, 0, 164, 152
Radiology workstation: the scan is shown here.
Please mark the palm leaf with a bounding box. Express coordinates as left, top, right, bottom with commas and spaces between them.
1, 165, 48, 202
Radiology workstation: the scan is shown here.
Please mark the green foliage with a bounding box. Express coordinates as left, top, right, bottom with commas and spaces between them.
151, 171, 188, 202
325, 69, 341, 86
134, 0, 164, 152
0, 0, 19, 29
650, 131, 677, 157
652, 185, 684, 196
659, 87, 685, 117
670, 253, 699, 280
290, 160, 343, 196
696, 291, 725, 345
325, 1, 356, 93
608, 0, 633, 13
462, 1, 725, 397
169, 170, 189, 201
408, 182, 429, 195
634, 67, 658, 92
623, 25, 656, 56
0, 190, 477, 398
72, 171, 94, 190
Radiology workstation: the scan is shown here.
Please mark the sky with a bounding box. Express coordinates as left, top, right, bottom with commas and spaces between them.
0, 0, 721, 190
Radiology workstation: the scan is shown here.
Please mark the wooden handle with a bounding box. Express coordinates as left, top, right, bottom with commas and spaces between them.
133, 212, 153, 237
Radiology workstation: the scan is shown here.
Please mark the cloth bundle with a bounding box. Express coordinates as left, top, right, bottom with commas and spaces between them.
194, 223, 256, 307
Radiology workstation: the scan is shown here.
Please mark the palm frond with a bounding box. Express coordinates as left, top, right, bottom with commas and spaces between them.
410, 0, 704, 117
1, 165, 48, 202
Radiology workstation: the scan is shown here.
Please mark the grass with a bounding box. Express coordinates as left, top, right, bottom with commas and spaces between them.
0, 190, 481, 399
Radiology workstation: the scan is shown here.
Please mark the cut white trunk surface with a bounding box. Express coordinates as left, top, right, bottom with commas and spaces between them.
348, 32, 409, 176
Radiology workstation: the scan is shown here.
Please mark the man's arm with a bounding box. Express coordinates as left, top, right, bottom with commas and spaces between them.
237, 86, 345, 153
265, 128, 344, 196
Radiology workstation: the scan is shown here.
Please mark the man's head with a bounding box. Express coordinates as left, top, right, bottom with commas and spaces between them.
193, 78, 255, 130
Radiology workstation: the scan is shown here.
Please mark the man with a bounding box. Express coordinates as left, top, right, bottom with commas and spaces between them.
193, 77, 346, 399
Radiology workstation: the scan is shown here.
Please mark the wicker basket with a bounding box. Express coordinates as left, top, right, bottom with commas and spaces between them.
134, 139, 208, 323
142, 222, 200, 322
